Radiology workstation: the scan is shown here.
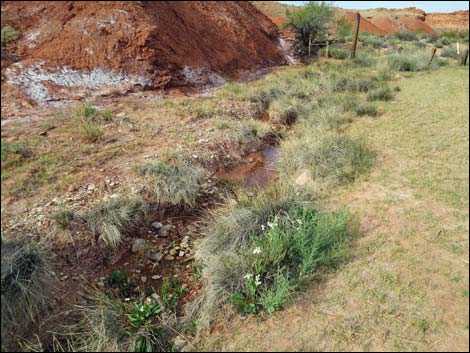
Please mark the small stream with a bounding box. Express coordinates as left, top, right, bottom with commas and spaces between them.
216, 145, 279, 187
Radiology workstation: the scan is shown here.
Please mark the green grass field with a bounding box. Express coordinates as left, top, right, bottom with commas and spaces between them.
197, 66, 469, 352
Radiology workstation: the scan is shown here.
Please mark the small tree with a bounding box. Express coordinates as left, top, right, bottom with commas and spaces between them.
285, 1, 333, 56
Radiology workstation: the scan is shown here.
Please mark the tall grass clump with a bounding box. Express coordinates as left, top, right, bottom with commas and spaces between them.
396, 31, 418, 41
76, 102, 103, 143
68, 290, 178, 352
440, 47, 458, 58
354, 103, 380, 117
137, 159, 204, 208
353, 51, 377, 67
332, 77, 377, 93
1, 238, 50, 346
85, 195, 147, 248
192, 186, 351, 321
248, 86, 286, 113
367, 85, 394, 101
267, 98, 300, 125
386, 50, 437, 72
279, 131, 374, 186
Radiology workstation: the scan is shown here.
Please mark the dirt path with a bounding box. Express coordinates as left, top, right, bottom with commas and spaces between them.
197, 67, 469, 351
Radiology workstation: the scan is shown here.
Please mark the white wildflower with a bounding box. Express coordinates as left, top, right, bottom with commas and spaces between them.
261, 224, 266, 231
255, 274, 261, 287
244, 273, 253, 280
253, 247, 262, 255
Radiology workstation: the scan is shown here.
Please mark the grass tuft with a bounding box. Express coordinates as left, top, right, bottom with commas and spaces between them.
137, 159, 205, 208
1, 238, 50, 346
85, 195, 147, 248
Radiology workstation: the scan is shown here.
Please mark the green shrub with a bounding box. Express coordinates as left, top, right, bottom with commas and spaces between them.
85, 195, 147, 248
102, 110, 113, 122
353, 51, 377, 67
69, 292, 176, 352
413, 41, 427, 49
387, 52, 433, 72
1, 141, 33, 161
76, 101, 98, 119
440, 47, 458, 58
319, 47, 349, 59
434, 40, 444, 48
1, 238, 50, 347
137, 159, 204, 207
79, 119, 103, 143
363, 36, 385, 49
279, 130, 374, 186
268, 98, 300, 125
332, 77, 377, 93
396, 31, 418, 41
249, 86, 285, 113
354, 103, 380, 117
367, 86, 394, 101
1, 26, 18, 45
194, 191, 351, 320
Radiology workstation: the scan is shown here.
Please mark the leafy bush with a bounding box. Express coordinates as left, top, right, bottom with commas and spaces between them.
85, 195, 147, 248
330, 48, 349, 59
1, 238, 50, 347
137, 159, 204, 207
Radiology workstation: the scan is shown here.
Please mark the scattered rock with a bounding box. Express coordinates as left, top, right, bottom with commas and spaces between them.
169, 248, 177, 256
141, 276, 147, 283
179, 251, 185, 257
151, 275, 162, 280
60, 275, 69, 281
148, 251, 163, 262
131, 238, 146, 253
151, 221, 163, 230
164, 255, 175, 261
87, 183, 96, 191
158, 224, 172, 237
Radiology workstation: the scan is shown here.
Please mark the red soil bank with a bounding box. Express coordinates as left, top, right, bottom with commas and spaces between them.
1, 1, 286, 90
427, 10, 470, 31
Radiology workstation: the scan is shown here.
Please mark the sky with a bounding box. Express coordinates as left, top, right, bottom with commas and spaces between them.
279, 1, 470, 13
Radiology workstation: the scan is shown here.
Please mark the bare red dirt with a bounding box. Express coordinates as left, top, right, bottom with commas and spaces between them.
427, 10, 470, 30
1, 1, 286, 98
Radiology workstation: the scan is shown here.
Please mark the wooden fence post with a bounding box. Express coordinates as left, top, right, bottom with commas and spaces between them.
428, 47, 437, 65
350, 12, 361, 59
325, 33, 330, 58
461, 49, 469, 66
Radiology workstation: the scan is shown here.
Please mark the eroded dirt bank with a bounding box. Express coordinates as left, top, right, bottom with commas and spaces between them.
1, 1, 287, 105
